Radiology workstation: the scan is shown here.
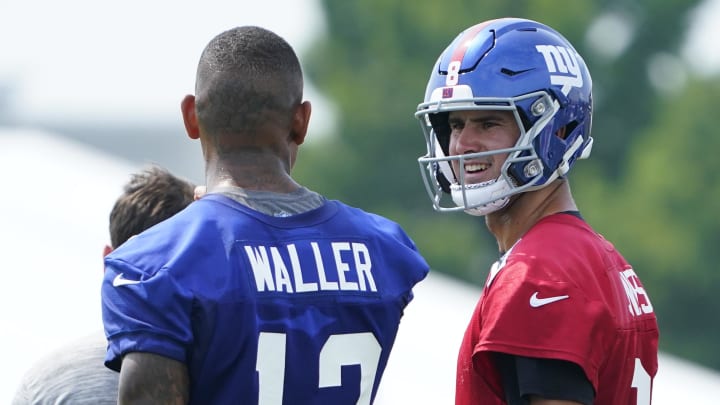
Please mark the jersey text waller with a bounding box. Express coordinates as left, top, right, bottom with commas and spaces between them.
243, 241, 377, 293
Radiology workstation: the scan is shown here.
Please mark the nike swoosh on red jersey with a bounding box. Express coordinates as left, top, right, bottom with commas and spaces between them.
529, 292, 569, 307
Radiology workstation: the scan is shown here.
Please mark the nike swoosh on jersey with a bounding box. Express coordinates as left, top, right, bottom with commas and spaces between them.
529, 292, 569, 308
113, 273, 141, 287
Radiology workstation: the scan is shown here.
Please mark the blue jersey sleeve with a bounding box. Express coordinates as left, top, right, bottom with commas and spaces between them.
102, 258, 193, 371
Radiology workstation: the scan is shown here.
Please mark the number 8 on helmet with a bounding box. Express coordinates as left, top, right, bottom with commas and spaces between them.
415, 18, 594, 216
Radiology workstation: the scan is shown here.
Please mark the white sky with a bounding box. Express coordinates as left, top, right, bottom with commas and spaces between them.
683, 0, 720, 76
0, 0, 718, 130
0, 0, 334, 132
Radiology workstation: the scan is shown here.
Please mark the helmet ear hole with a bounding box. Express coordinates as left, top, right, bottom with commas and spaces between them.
556, 126, 567, 140
557, 122, 577, 140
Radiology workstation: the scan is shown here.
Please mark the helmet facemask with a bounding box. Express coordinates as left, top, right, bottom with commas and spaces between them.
417, 91, 559, 216
415, 18, 593, 216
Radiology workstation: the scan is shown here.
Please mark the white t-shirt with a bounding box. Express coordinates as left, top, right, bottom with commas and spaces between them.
12, 332, 117, 405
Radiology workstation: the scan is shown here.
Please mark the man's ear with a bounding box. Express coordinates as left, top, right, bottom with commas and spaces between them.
102, 245, 113, 273
194, 185, 207, 201
181, 95, 200, 140
290, 101, 312, 146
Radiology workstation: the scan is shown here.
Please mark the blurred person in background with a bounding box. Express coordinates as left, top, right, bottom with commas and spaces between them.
101, 25, 429, 404
415, 17, 659, 405
12, 165, 195, 405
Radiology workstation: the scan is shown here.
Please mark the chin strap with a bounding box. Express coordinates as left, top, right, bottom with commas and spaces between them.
450, 178, 512, 216
557, 135, 585, 176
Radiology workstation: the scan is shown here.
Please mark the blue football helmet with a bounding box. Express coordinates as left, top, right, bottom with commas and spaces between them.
416, 18, 593, 215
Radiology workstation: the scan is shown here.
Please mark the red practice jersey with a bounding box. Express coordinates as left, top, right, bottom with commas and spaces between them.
456, 213, 659, 405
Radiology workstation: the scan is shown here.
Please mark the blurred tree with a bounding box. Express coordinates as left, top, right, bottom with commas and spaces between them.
580, 0, 701, 179
293, 0, 715, 369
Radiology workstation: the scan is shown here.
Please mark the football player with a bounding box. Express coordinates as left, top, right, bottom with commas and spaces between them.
102, 26, 429, 404
415, 18, 659, 405
13, 165, 195, 404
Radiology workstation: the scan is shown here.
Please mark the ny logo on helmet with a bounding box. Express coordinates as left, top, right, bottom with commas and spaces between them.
535, 45, 583, 96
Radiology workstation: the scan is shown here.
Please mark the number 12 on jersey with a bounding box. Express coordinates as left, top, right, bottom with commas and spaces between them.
256, 332, 382, 405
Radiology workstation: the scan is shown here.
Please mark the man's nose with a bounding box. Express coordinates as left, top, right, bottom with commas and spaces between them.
453, 127, 481, 154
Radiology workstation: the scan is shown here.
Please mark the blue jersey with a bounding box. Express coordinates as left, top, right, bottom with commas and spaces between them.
102, 194, 429, 404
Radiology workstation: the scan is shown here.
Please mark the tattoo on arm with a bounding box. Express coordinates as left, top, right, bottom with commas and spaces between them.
118, 352, 190, 405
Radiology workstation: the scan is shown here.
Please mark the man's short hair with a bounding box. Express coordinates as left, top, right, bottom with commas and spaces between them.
109, 166, 195, 248
195, 25, 304, 138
